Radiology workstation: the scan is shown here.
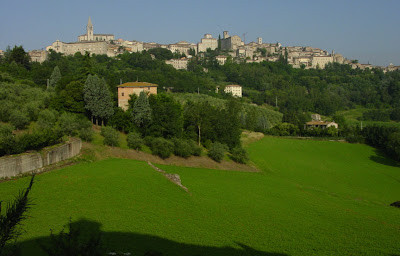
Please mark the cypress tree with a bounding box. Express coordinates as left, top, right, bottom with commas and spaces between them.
83, 75, 114, 125
49, 66, 61, 88
132, 91, 152, 129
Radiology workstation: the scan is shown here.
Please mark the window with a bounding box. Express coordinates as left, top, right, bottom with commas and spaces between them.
122, 92, 124, 96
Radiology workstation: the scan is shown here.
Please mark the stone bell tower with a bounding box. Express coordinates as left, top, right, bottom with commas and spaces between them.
87, 17, 94, 41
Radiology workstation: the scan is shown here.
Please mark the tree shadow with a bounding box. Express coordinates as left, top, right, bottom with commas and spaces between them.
369, 149, 400, 168
12, 219, 290, 256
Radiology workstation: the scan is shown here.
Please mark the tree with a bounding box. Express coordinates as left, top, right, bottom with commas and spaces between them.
49, 66, 61, 88
83, 75, 114, 125
208, 142, 228, 162
100, 126, 119, 147
6, 45, 30, 69
132, 91, 152, 130
0, 174, 35, 255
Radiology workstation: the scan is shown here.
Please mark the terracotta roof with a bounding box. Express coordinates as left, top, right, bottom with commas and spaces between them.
117, 82, 158, 87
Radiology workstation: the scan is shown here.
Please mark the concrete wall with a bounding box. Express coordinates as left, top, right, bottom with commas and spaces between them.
0, 139, 82, 179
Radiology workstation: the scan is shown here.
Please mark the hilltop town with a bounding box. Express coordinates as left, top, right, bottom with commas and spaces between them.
8, 17, 398, 72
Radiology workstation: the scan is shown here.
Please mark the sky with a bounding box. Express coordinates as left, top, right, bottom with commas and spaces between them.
0, 0, 399, 66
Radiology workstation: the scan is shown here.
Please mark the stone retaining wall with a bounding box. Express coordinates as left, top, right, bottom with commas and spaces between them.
0, 138, 82, 179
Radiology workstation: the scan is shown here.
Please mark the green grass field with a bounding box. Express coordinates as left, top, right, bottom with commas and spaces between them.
0, 137, 399, 255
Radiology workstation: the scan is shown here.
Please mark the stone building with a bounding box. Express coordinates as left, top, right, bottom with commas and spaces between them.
47, 17, 113, 56
168, 41, 197, 56
220, 31, 243, 51
197, 34, 218, 52
77, 17, 114, 42
29, 50, 48, 63
165, 58, 189, 70
117, 82, 158, 110
46, 40, 108, 56
311, 55, 334, 68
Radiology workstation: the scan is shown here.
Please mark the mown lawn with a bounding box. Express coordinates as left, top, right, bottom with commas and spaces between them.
0, 137, 399, 255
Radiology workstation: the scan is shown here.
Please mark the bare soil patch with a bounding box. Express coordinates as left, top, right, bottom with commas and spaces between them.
82, 142, 260, 172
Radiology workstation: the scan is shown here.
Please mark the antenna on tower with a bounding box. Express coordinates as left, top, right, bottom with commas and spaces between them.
242, 32, 248, 45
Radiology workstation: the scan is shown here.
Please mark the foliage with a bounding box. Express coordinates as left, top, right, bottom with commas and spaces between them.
100, 126, 120, 147
78, 128, 94, 142
147, 94, 183, 138
9, 110, 30, 130
49, 66, 61, 88
37, 109, 58, 130
4, 45, 30, 70
208, 142, 228, 162
149, 137, 174, 159
126, 132, 144, 150
0, 174, 34, 255
147, 48, 173, 60
132, 91, 152, 130
362, 109, 391, 122
230, 146, 249, 164
83, 74, 114, 124
171, 138, 193, 158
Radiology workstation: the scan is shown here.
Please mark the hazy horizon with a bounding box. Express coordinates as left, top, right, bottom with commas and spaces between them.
1, 0, 399, 66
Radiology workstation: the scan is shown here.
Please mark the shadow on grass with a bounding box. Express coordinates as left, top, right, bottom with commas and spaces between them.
12, 219, 289, 256
369, 149, 400, 168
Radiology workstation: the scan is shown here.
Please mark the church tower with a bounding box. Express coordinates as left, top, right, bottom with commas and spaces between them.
87, 17, 94, 41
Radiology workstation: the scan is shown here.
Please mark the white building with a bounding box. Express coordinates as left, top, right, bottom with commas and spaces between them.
165, 58, 189, 70
197, 34, 218, 52
224, 84, 242, 97
216, 55, 228, 65
168, 41, 197, 55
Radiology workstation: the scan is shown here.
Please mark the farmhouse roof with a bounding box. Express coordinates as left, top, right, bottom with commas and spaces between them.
117, 82, 158, 87
226, 84, 241, 87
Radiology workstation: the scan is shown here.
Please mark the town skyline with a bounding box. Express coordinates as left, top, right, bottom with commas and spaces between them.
1, 0, 399, 66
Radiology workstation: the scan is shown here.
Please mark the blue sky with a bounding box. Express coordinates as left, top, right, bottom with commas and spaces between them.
0, 0, 399, 66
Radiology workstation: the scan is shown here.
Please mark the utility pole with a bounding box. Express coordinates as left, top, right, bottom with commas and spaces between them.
197, 87, 200, 95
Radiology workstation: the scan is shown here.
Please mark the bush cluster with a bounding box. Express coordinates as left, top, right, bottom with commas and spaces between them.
230, 146, 249, 164
127, 132, 144, 150
208, 142, 228, 162
101, 126, 120, 147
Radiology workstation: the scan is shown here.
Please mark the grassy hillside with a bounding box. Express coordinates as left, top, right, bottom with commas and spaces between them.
0, 137, 399, 255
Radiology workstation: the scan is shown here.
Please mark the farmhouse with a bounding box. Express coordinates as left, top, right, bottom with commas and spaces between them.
224, 84, 242, 97
117, 82, 158, 110
305, 121, 338, 129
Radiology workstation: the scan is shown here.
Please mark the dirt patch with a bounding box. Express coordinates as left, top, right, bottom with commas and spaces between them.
82, 142, 260, 173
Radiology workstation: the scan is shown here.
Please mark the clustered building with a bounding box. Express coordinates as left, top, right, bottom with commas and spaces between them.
22, 17, 398, 73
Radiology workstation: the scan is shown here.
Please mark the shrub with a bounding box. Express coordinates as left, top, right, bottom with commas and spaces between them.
101, 126, 119, 147
143, 136, 155, 147
78, 128, 94, 142
150, 137, 174, 159
230, 146, 249, 164
59, 113, 80, 136
127, 132, 144, 150
37, 109, 58, 129
208, 142, 228, 162
172, 138, 192, 158
9, 110, 30, 130
188, 140, 202, 156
